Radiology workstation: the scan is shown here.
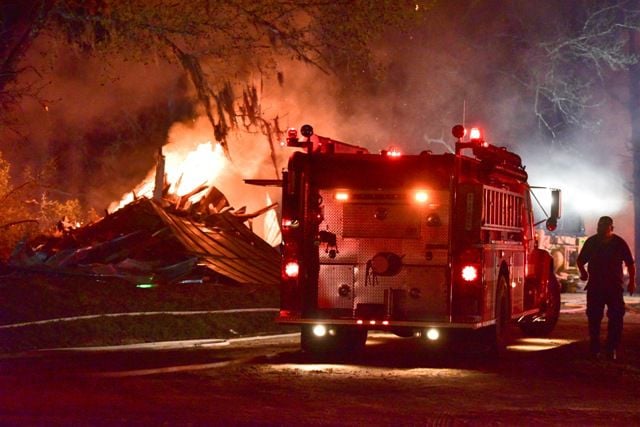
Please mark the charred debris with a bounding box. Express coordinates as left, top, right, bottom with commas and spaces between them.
9, 182, 280, 287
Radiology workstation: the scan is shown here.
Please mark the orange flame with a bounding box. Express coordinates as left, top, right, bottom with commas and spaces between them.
167, 142, 226, 197
109, 141, 227, 212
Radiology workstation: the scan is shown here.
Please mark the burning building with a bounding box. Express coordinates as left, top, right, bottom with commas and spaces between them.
9, 139, 281, 286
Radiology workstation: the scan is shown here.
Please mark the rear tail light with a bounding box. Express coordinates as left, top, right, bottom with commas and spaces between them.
414, 190, 429, 204
461, 265, 479, 282
457, 248, 482, 284
284, 261, 299, 278
335, 191, 349, 201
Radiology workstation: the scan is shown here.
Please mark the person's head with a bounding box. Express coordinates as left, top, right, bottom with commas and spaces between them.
596, 216, 614, 237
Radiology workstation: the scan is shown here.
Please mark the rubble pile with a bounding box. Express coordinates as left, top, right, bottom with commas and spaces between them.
9, 185, 280, 286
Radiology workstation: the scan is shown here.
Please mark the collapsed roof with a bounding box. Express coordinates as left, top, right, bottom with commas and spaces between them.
10, 195, 280, 286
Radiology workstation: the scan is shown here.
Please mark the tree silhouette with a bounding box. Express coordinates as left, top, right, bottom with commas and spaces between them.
1, 0, 425, 162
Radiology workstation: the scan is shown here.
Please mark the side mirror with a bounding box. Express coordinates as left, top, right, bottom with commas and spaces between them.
546, 189, 561, 231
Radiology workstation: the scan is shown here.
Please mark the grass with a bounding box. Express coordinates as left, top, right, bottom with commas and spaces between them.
0, 269, 296, 353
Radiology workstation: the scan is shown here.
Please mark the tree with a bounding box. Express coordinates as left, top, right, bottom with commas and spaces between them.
530, 1, 639, 140
1, 0, 428, 165
627, 25, 640, 280
0, 151, 84, 258
503, 0, 640, 278
540, 1, 640, 277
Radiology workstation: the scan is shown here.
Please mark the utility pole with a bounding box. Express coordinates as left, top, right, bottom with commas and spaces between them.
629, 28, 640, 281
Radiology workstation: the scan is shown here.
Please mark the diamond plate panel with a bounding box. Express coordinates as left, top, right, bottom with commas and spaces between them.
343, 203, 421, 239
317, 188, 451, 320
352, 266, 448, 318
318, 265, 354, 309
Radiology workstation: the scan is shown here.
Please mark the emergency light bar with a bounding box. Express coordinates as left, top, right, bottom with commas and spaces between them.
385, 147, 402, 157
286, 128, 306, 148
452, 124, 484, 143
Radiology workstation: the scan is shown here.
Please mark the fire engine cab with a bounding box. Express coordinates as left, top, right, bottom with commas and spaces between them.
278, 124, 561, 355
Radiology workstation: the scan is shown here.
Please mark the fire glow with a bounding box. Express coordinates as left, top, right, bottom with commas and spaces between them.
110, 142, 227, 212
169, 143, 226, 196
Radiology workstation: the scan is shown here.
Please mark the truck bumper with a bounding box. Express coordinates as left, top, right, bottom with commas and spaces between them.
276, 316, 496, 330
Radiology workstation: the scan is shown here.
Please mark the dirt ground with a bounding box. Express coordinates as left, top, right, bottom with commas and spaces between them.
3, 300, 640, 425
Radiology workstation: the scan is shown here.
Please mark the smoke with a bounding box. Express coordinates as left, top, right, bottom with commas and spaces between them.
521, 101, 633, 244
1, 35, 185, 210
526, 149, 628, 218
2, 3, 635, 250
116, 2, 635, 246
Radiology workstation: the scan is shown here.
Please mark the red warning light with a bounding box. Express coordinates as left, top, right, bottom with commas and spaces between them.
461, 265, 479, 282
469, 127, 482, 141
284, 261, 300, 278
386, 147, 402, 157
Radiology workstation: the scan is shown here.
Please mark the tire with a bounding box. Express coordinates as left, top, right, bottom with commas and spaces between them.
345, 329, 368, 352
518, 272, 561, 337
494, 275, 511, 352
479, 275, 511, 355
300, 325, 321, 354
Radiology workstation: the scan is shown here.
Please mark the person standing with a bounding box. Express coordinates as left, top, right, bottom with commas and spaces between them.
577, 216, 636, 360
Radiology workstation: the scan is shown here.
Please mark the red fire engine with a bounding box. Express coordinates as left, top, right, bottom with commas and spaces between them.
278, 124, 561, 355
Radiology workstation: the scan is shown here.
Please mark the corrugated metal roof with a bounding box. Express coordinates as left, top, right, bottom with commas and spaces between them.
9, 197, 281, 286
150, 201, 280, 285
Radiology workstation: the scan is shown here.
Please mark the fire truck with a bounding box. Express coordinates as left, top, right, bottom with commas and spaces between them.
277, 124, 561, 355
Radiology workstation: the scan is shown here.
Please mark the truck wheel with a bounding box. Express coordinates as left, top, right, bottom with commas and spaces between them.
343, 328, 368, 352
494, 276, 511, 352
301, 325, 335, 355
480, 275, 510, 355
518, 273, 561, 337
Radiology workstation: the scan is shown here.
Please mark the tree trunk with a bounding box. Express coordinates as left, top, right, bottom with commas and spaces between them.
629, 29, 640, 279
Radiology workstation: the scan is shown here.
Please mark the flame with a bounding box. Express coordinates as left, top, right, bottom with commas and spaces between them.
167, 142, 226, 196
109, 141, 227, 212
264, 193, 282, 246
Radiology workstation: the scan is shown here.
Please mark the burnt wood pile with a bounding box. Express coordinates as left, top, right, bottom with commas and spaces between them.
9, 185, 280, 285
